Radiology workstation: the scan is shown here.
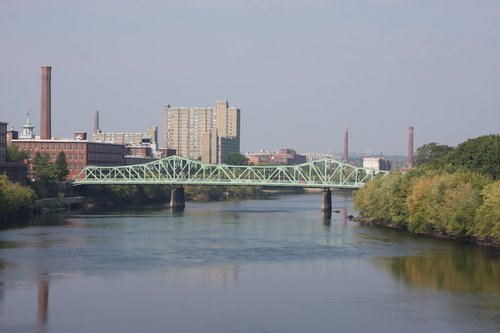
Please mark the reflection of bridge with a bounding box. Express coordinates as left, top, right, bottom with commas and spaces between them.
73, 156, 387, 217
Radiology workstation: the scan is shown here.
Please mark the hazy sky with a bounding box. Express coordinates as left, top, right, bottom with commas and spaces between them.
1, 0, 499, 155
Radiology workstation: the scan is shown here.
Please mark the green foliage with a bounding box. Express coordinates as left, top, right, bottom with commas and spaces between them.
354, 168, 498, 244
77, 184, 171, 204
33, 152, 57, 185
226, 186, 263, 198
354, 172, 412, 227
224, 153, 249, 166
406, 172, 490, 236
6, 145, 29, 161
355, 135, 500, 244
185, 185, 224, 201
54, 152, 69, 181
415, 142, 454, 167
0, 175, 36, 223
446, 134, 500, 179
472, 181, 500, 245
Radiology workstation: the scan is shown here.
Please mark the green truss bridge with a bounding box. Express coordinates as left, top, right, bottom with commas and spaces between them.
73, 156, 387, 217
73, 155, 385, 188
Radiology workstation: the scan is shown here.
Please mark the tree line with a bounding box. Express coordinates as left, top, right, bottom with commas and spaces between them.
354, 134, 499, 246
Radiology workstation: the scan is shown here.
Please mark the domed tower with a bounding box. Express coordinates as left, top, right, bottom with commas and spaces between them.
20, 112, 35, 139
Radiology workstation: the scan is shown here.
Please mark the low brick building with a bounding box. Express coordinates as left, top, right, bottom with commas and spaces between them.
12, 133, 126, 180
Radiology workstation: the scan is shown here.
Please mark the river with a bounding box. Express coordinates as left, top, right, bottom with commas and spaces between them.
0, 193, 498, 333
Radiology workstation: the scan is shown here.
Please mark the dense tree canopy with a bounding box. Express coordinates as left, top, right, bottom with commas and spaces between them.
0, 175, 36, 222
354, 134, 500, 246
33, 153, 57, 185
54, 152, 69, 181
446, 134, 499, 179
224, 153, 249, 166
415, 142, 454, 167
6, 145, 29, 161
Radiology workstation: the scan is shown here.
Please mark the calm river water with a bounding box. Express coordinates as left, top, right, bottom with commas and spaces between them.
0, 193, 498, 333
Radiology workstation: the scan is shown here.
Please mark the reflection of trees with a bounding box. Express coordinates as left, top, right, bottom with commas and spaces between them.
378, 248, 500, 292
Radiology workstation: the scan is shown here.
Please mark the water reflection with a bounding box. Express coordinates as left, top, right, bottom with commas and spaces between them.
164, 265, 239, 289
38, 272, 49, 329
376, 247, 500, 292
0, 193, 498, 333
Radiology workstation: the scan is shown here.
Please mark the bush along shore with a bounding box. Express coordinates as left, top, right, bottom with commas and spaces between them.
353, 134, 499, 247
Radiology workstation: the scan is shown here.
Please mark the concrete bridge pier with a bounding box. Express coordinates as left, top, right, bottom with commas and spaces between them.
321, 188, 332, 220
170, 186, 185, 211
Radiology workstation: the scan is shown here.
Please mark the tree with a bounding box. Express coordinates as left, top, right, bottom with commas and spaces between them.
6, 145, 29, 161
415, 142, 453, 167
54, 151, 69, 181
0, 175, 36, 222
471, 181, 500, 244
224, 152, 249, 166
446, 134, 499, 179
33, 152, 56, 185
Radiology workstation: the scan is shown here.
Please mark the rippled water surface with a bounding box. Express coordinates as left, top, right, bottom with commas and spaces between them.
0, 193, 499, 332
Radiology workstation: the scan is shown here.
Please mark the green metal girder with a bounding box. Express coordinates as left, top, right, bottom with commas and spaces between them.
72, 156, 387, 188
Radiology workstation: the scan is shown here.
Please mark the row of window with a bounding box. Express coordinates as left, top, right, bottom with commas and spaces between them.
68, 164, 84, 170
16, 142, 85, 151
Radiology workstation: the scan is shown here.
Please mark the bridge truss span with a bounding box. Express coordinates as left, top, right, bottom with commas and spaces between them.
73, 156, 387, 189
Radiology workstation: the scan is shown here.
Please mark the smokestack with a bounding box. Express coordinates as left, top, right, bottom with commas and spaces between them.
344, 126, 348, 163
94, 111, 100, 133
40, 66, 52, 140
408, 126, 414, 168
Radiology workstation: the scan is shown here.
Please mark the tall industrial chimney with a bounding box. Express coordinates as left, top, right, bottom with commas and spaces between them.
344, 126, 348, 163
408, 126, 414, 168
94, 110, 100, 133
40, 66, 52, 140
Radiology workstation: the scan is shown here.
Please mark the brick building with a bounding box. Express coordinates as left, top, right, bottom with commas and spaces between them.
246, 149, 306, 166
12, 134, 126, 180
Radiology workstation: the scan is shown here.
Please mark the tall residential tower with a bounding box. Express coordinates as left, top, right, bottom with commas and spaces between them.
163, 100, 240, 164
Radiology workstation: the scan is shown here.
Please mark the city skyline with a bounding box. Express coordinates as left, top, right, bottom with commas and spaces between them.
1, 0, 499, 155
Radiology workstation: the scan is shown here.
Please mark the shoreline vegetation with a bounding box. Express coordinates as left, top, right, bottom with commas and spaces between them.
353, 134, 499, 247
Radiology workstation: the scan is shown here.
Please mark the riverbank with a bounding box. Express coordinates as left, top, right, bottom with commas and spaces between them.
353, 216, 499, 248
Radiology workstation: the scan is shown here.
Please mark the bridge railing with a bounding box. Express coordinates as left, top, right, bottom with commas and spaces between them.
73, 156, 387, 188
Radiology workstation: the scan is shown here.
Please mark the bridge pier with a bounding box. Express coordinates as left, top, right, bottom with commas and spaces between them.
321, 188, 332, 220
170, 186, 185, 211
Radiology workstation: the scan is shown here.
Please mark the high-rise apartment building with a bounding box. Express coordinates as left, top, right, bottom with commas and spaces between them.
163, 100, 240, 163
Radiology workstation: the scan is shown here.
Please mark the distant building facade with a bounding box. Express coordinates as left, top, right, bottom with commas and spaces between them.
0, 121, 28, 184
246, 148, 306, 165
92, 126, 157, 147
163, 100, 240, 164
12, 133, 126, 180
306, 152, 341, 162
363, 157, 392, 171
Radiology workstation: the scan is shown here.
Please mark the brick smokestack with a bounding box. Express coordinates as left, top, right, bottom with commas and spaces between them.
344, 126, 348, 163
408, 126, 414, 168
40, 66, 52, 139
94, 110, 100, 133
